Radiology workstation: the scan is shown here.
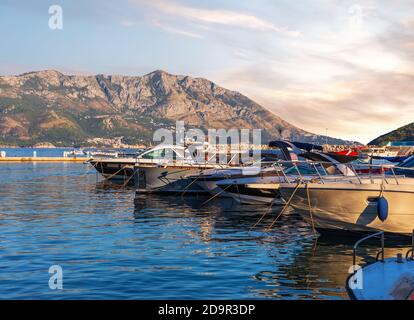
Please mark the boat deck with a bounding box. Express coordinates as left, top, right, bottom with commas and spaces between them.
348, 258, 414, 300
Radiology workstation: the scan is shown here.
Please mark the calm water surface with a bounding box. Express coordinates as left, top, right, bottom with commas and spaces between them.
0, 152, 408, 299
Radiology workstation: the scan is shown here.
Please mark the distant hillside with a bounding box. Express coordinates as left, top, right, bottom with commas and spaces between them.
0, 70, 355, 147
369, 122, 414, 146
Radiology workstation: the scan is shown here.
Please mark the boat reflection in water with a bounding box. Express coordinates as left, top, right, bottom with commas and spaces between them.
130, 191, 412, 299
4, 158, 413, 299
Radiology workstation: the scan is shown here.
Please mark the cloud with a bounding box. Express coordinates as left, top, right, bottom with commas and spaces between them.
205, 1, 414, 143
132, 0, 300, 37
218, 63, 414, 143
149, 17, 204, 38
119, 19, 137, 27
4, 0, 414, 144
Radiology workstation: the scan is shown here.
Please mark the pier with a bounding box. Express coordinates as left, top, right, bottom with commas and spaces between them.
0, 150, 92, 162
0, 156, 91, 162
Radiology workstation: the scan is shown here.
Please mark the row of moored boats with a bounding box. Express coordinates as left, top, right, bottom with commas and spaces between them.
87, 140, 414, 300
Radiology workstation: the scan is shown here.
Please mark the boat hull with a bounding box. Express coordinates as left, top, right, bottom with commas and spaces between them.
134, 165, 210, 193
196, 174, 284, 204
279, 182, 414, 236
89, 159, 136, 181
215, 182, 282, 204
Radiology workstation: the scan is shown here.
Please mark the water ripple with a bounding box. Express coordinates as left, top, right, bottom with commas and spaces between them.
1, 162, 408, 299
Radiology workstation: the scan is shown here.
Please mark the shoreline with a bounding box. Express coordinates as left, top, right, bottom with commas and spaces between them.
0, 145, 147, 149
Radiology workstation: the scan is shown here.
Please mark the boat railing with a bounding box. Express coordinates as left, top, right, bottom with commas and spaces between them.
132, 156, 414, 185
350, 163, 414, 185
406, 230, 414, 261
352, 231, 385, 269
134, 156, 258, 170
269, 159, 351, 184
270, 159, 414, 185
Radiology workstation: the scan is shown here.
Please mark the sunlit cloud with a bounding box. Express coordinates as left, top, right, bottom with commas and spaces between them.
119, 19, 137, 27
149, 18, 204, 39
209, 1, 414, 143
131, 0, 300, 37
1, 0, 414, 143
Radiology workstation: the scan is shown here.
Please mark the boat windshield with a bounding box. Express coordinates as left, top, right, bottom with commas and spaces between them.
140, 148, 179, 160
284, 164, 324, 175
141, 149, 165, 159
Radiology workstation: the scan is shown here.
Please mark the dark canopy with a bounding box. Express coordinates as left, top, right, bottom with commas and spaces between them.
269, 140, 296, 160
268, 140, 323, 152
291, 141, 323, 152
268, 140, 295, 149
301, 151, 357, 164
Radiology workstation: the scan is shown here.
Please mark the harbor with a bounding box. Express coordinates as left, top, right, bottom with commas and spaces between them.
0, 156, 89, 162
1, 143, 414, 299
3, 0, 414, 305
0, 156, 396, 299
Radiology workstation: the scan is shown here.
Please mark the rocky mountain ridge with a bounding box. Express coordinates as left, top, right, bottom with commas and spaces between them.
0, 69, 354, 147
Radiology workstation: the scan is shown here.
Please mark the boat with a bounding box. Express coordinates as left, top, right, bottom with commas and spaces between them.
64, 149, 88, 157
277, 163, 414, 237
359, 146, 399, 158
196, 145, 358, 205
191, 166, 285, 204
89, 150, 121, 158
331, 149, 359, 157
88, 143, 211, 182
394, 154, 414, 177
133, 162, 219, 193
132, 143, 256, 193
359, 146, 414, 163
346, 231, 414, 300
184, 140, 303, 204
371, 155, 411, 163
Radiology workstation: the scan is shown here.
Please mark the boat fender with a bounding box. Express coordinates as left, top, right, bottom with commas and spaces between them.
377, 197, 388, 222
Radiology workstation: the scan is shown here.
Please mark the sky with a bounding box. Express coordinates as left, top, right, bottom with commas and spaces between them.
1, 0, 414, 143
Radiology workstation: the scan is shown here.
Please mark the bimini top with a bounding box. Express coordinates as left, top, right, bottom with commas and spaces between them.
267, 140, 324, 161
300, 151, 356, 176
268, 140, 296, 150
268, 140, 323, 152
267, 140, 300, 161
291, 141, 323, 152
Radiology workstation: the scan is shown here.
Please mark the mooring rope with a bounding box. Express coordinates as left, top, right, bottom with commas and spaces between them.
306, 182, 317, 235
81, 159, 99, 178
379, 165, 386, 198
104, 165, 129, 181
249, 188, 280, 231
200, 183, 234, 207
235, 180, 242, 204
180, 170, 204, 197
264, 179, 302, 232
122, 167, 137, 187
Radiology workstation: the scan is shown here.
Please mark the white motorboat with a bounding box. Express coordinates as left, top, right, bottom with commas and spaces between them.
277, 163, 414, 236
89, 142, 215, 182
189, 166, 285, 204
195, 147, 357, 205
131, 143, 253, 193
347, 231, 414, 300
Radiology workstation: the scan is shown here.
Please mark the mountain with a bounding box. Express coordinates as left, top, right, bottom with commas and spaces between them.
369, 122, 414, 146
0, 69, 354, 147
